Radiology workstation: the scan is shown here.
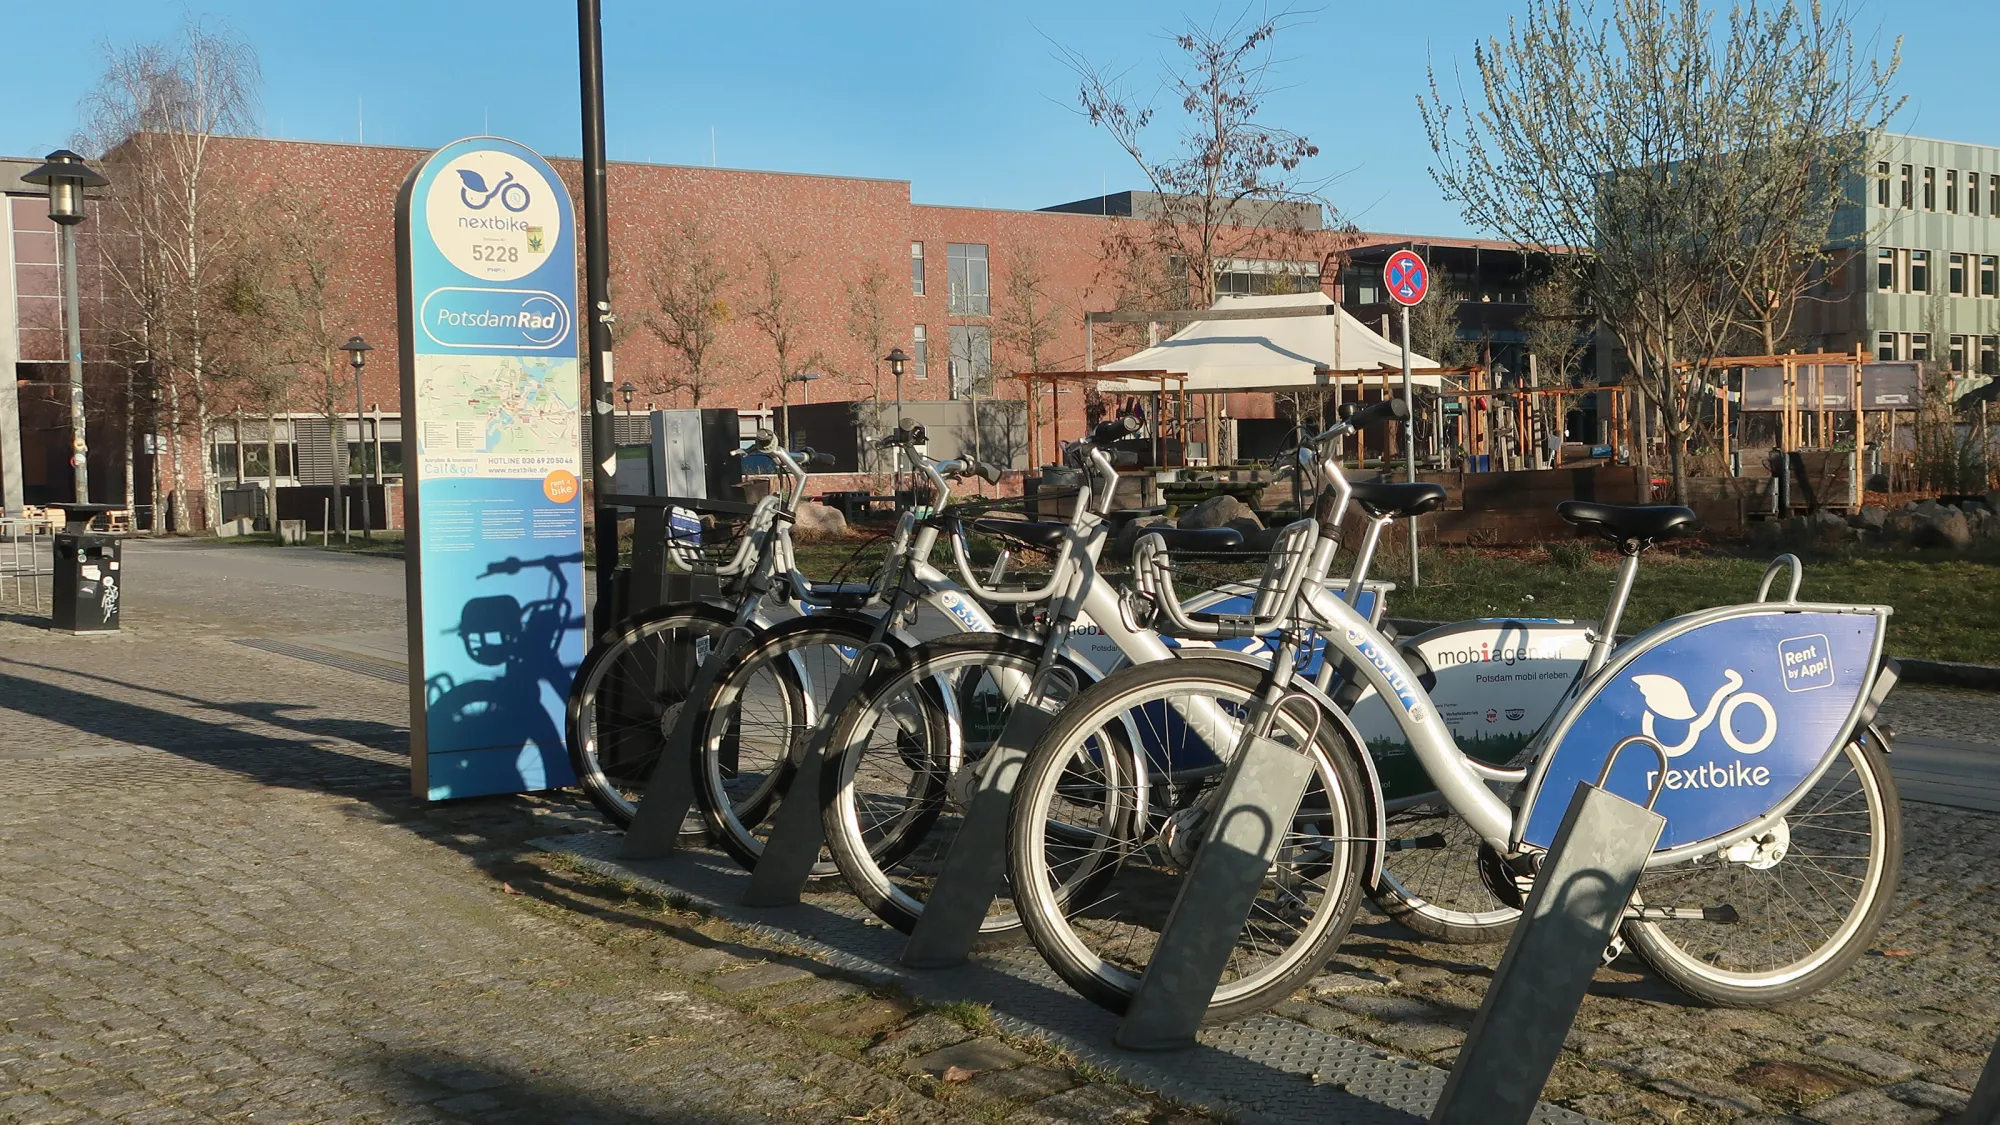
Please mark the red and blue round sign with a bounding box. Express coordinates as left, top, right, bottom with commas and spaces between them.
1383, 249, 1429, 307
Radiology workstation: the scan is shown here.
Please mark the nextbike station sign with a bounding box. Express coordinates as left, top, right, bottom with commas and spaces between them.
397, 137, 585, 800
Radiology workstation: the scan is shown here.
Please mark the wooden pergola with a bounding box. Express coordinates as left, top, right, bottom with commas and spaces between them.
1690, 346, 1875, 505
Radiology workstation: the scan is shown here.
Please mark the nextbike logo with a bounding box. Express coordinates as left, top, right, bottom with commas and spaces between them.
420, 287, 572, 350
937, 589, 992, 632
1632, 669, 1777, 759
1349, 627, 1423, 717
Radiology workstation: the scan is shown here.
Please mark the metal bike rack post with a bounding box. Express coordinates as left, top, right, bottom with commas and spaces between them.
901, 701, 1057, 967
1966, 1029, 2000, 1125
740, 646, 888, 906
1115, 728, 1321, 1051
1429, 738, 1668, 1125
620, 628, 751, 859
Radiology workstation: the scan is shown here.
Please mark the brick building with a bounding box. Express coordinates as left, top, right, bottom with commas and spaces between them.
3, 135, 1384, 521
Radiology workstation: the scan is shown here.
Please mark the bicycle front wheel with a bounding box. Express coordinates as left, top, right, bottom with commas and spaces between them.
1007, 657, 1371, 1022
566, 602, 738, 837
1370, 798, 1520, 944
1621, 729, 1901, 1007
821, 633, 1081, 936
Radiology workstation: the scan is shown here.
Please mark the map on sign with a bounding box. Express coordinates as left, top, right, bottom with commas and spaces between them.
414, 353, 580, 477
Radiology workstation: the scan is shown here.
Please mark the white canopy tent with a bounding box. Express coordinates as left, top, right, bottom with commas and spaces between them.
1095, 292, 1443, 393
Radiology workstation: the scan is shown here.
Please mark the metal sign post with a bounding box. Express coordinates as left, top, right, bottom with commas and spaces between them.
1431, 739, 1667, 1125
1384, 249, 1429, 590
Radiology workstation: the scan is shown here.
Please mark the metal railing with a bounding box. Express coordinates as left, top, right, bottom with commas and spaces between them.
0, 518, 53, 613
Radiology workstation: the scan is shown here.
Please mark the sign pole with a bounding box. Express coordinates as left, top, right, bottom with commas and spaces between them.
1401, 303, 1418, 589
578, 0, 618, 636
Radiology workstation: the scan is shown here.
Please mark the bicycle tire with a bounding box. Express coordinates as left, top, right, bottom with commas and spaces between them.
1368, 798, 1521, 944
691, 613, 897, 874
565, 601, 739, 838
1007, 656, 1371, 1022
821, 633, 1097, 937
1620, 729, 1901, 1007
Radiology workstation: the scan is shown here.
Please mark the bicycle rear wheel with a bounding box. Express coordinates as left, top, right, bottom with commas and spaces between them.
1007, 657, 1370, 1023
1370, 798, 1520, 944
1621, 730, 1901, 1007
566, 602, 737, 838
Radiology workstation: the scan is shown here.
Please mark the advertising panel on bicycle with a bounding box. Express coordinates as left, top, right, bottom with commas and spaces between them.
1518, 609, 1885, 851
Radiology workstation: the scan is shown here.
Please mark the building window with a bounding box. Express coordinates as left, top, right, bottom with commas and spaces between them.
1923, 167, 1935, 210
911, 242, 925, 296
1876, 332, 1897, 361
1992, 175, 2000, 217
946, 243, 989, 315
1946, 169, 1959, 213
1900, 164, 1913, 208
911, 324, 928, 380
1950, 335, 1968, 373
1909, 249, 1930, 293
947, 324, 992, 399
1876, 161, 1891, 207
1877, 248, 1896, 292
1982, 336, 1999, 376
1950, 252, 1967, 295
1982, 255, 1998, 298
1970, 172, 1982, 216
1910, 332, 1930, 363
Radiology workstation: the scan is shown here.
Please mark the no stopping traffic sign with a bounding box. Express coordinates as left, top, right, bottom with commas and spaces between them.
1384, 250, 1429, 306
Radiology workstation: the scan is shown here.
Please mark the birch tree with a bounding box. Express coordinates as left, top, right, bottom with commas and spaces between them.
80, 16, 261, 530
1421, 0, 1899, 501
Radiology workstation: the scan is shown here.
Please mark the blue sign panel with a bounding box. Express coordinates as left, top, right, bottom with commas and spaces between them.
396, 137, 585, 800
1518, 609, 1882, 851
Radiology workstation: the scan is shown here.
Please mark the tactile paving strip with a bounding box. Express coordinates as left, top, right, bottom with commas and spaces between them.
234, 637, 406, 684
536, 831, 1596, 1125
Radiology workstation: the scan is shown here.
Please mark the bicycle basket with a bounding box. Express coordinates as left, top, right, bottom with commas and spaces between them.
664, 496, 776, 578
1134, 517, 1319, 640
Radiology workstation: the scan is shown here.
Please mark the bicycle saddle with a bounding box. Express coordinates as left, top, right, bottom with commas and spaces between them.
1557, 501, 1699, 545
1351, 481, 1448, 519
1137, 526, 1245, 554
971, 518, 1068, 551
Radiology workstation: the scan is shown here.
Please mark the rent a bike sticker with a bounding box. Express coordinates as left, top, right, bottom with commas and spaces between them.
1519, 611, 1881, 851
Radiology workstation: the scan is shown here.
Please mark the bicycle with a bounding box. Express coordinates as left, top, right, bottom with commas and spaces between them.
1006, 398, 1901, 1019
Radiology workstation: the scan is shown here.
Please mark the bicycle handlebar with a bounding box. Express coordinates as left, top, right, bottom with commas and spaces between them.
1342, 396, 1410, 432
1089, 416, 1140, 447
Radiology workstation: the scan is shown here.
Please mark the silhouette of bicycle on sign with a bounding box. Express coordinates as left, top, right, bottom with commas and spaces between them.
425, 552, 584, 774
457, 169, 531, 212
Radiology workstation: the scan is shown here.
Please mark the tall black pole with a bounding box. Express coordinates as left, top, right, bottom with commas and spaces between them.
579, 0, 617, 635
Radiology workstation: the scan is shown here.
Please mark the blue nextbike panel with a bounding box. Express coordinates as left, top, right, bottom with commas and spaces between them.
397, 137, 585, 800
1519, 609, 1883, 852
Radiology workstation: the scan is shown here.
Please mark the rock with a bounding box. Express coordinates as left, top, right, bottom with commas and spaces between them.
1849, 506, 1888, 532
1881, 512, 1917, 543
1807, 1043, 1922, 1082
1913, 499, 1944, 519
1809, 509, 1851, 544
1225, 514, 1266, 538
1985, 487, 2000, 514
1911, 510, 1971, 550
1178, 493, 1249, 529
792, 501, 847, 539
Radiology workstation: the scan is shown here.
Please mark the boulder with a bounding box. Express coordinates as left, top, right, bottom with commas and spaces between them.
1848, 506, 1888, 532
1178, 494, 1251, 530
1912, 509, 1972, 550
1113, 514, 1172, 561
1881, 511, 1917, 543
1913, 498, 1945, 521
1225, 513, 1266, 536
1807, 509, 1851, 545
792, 501, 848, 539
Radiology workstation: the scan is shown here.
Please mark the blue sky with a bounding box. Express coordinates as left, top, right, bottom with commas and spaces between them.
6, 1, 1995, 237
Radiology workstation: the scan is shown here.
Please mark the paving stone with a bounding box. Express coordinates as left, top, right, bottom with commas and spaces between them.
1920, 1065, 1985, 1091
794, 998, 911, 1041
1606, 1046, 1707, 1081
1802, 1089, 1939, 1125
1017, 1081, 1155, 1124
962, 1064, 1078, 1104
1735, 1060, 1863, 1101
861, 1013, 971, 1060
1879, 1080, 1969, 1115
708, 961, 813, 993
666, 946, 746, 975
1310, 970, 1396, 996
770, 977, 868, 1010
1331, 993, 1454, 1024
912, 1037, 1030, 1077
1809, 1044, 1924, 1082
1271, 998, 1360, 1034
1648, 1076, 1764, 1116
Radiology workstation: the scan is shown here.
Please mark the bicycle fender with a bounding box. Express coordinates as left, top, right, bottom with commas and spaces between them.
1189, 648, 1388, 889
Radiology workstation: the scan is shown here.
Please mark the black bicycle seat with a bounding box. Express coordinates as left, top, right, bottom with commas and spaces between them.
1351, 481, 1448, 519
1139, 526, 1245, 554
1557, 501, 1699, 545
971, 518, 1068, 551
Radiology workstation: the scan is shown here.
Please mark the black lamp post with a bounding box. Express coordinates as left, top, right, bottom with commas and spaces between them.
618, 381, 636, 416
23, 150, 109, 507
884, 348, 909, 489
339, 336, 374, 542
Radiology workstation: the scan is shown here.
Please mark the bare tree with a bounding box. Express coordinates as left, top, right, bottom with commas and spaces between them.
844, 262, 896, 406
1062, 9, 1334, 309
642, 220, 733, 408
995, 246, 1066, 380
80, 15, 261, 530
1422, 0, 1899, 501
747, 244, 825, 448
1407, 270, 1473, 368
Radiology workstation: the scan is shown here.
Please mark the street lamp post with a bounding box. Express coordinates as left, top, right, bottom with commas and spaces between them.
884, 348, 909, 492
618, 381, 636, 417
24, 150, 109, 507
339, 336, 374, 542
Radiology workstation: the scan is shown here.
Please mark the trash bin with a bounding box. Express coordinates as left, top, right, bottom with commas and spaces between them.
48, 503, 124, 634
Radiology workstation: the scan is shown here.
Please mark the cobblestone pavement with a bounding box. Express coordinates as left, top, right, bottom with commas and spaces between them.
2, 553, 1997, 1125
